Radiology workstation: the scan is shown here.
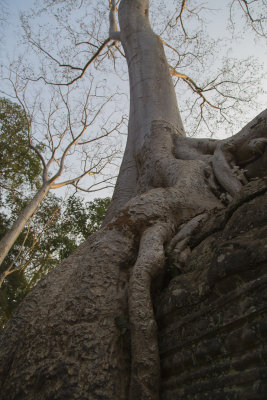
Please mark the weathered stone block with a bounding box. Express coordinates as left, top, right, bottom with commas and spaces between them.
157, 180, 267, 400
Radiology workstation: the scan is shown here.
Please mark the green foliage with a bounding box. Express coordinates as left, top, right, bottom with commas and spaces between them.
0, 270, 28, 326
0, 98, 42, 192
0, 194, 110, 328
0, 96, 111, 328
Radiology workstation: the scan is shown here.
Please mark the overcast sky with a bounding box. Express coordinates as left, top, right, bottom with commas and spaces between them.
2, 0, 266, 105
1, 0, 266, 200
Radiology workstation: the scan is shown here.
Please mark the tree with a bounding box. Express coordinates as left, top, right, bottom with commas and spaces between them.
0, 97, 111, 325
0, 85, 120, 268
0, 96, 43, 288
0, 194, 110, 329
16, 0, 265, 136
0, 97, 42, 196
0, 1, 266, 399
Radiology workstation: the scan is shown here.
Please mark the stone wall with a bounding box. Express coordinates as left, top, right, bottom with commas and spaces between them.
156, 179, 267, 400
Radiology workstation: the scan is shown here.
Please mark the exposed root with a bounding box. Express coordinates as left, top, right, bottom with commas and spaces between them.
212, 110, 267, 197
213, 142, 244, 197
2, 114, 266, 400
166, 213, 208, 273
128, 223, 171, 400
124, 114, 267, 399
167, 213, 208, 253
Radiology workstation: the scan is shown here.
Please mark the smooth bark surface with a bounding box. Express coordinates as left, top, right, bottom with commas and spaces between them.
104, 0, 185, 223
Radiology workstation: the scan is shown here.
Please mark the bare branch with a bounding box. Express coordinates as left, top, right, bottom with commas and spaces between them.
169, 66, 221, 110
29, 39, 84, 72
230, 0, 267, 37
168, 0, 197, 40
71, 175, 116, 193
28, 38, 112, 86
50, 168, 94, 189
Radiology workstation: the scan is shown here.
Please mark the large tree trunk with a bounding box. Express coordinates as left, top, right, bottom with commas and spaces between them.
0, 0, 267, 399
104, 0, 185, 223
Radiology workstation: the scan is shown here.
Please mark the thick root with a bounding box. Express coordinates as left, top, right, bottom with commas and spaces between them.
212, 110, 267, 197
128, 223, 171, 400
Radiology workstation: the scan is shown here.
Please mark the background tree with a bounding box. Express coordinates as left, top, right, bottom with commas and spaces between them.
0, 193, 110, 328
0, 1, 266, 399
0, 97, 42, 198
0, 83, 121, 268
0, 97, 110, 327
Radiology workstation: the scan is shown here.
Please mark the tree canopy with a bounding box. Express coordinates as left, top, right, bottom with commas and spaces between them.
6, 0, 265, 137
0, 97, 110, 328
0, 192, 110, 329
0, 98, 42, 195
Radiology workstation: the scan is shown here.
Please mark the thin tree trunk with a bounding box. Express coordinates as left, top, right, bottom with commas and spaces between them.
0, 182, 50, 268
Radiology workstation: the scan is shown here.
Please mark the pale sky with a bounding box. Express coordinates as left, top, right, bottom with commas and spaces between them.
3, 0, 266, 108
1, 0, 266, 200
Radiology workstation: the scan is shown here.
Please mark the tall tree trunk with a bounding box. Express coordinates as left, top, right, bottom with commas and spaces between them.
0, 0, 266, 399
104, 0, 185, 223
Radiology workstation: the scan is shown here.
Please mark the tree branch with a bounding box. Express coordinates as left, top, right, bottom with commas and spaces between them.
109, 0, 121, 41
230, 0, 267, 37
28, 38, 112, 86
169, 66, 221, 110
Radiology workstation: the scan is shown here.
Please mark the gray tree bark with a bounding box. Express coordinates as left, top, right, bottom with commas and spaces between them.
0, 0, 266, 399
104, 0, 185, 223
